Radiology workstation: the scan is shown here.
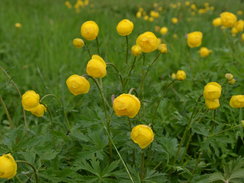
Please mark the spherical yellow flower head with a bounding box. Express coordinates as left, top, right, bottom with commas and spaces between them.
30, 104, 47, 117
80, 21, 99, 40
171, 73, 176, 79
235, 20, 244, 32
203, 82, 222, 100
191, 4, 197, 10
225, 73, 234, 80
15, 23, 22, 28
220, 12, 237, 28
187, 31, 203, 48
205, 99, 220, 110
185, 1, 190, 6
199, 47, 212, 57
160, 27, 168, 35
212, 18, 222, 27
113, 94, 141, 118
229, 95, 244, 108
72, 38, 84, 48
136, 11, 142, 18
228, 78, 236, 84
149, 17, 154, 22
176, 70, 186, 80
86, 55, 107, 78
150, 11, 159, 18
231, 27, 238, 36
131, 45, 142, 56
158, 44, 168, 53
131, 124, 154, 149
171, 17, 178, 24
136, 32, 159, 53
116, 19, 134, 36
66, 74, 90, 95
0, 154, 17, 179
21, 90, 40, 111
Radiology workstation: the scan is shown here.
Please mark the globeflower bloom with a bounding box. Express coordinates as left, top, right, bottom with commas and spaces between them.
199, 47, 212, 57
113, 94, 141, 118
220, 12, 237, 28
158, 44, 168, 53
229, 95, 244, 108
205, 99, 220, 110
136, 32, 159, 53
131, 124, 154, 149
187, 31, 203, 48
131, 45, 142, 56
176, 70, 186, 80
160, 27, 168, 35
150, 11, 159, 18
66, 74, 90, 95
235, 20, 244, 32
116, 19, 134, 36
212, 18, 222, 27
80, 21, 99, 40
86, 55, 107, 78
72, 38, 84, 48
15, 23, 22, 28
30, 104, 47, 117
0, 154, 17, 179
171, 17, 178, 24
21, 90, 40, 111
225, 73, 234, 80
203, 82, 222, 100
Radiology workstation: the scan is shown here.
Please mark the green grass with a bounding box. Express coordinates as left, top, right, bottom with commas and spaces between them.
0, 0, 244, 182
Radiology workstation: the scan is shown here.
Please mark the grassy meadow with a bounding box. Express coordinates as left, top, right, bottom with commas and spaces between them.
0, 0, 244, 182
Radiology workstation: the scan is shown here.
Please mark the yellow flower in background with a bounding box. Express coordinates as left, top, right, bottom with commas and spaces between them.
86, 55, 107, 78
199, 47, 212, 57
149, 17, 154, 22
131, 124, 154, 149
187, 31, 203, 48
158, 44, 168, 53
113, 94, 141, 118
116, 19, 134, 36
173, 33, 178, 39
220, 12, 237, 28
171, 17, 178, 24
22, 90, 40, 111
136, 11, 142, 18
205, 99, 220, 110
80, 21, 99, 40
72, 38, 84, 48
185, 1, 190, 6
0, 154, 17, 179
154, 26, 161, 32
229, 95, 244, 108
203, 82, 222, 100
131, 45, 142, 56
65, 1, 72, 8
143, 16, 149, 21
160, 27, 168, 35
228, 78, 236, 84
15, 23, 22, 28
176, 70, 186, 80
30, 104, 47, 117
225, 73, 234, 80
242, 33, 244, 41
235, 20, 244, 32
136, 32, 159, 53
231, 27, 238, 36
191, 4, 197, 10
212, 18, 222, 27
66, 74, 90, 95
150, 11, 159, 18
237, 10, 243, 15
171, 73, 176, 79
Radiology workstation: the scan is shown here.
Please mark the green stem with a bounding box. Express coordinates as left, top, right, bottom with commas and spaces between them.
16, 160, 38, 183
85, 43, 92, 57
124, 56, 137, 88
125, 36, 129, 64
140, 151, 145, 180
0, 66, 28, 129
106, 63, 124, 91
208, 125, 241, 138
0, 96, 14, 128
96, 37, 100, 55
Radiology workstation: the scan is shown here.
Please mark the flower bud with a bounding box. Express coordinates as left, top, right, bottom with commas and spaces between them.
212, 17, 222, 27
66, 74, 90, 95
80, 21, 99, 40
131, 45, 142, 56
158, 44, 168, 53
229, 95, 244, 108
228, 78, 236, 84
113, 94, 141, 118
30, 104, 47, 117
171, 17, 178, 24
0, 154, 17, 179
116, 19, 134, 36
176, 70, 186, 80
86, 55, 107, 78
15, 23, 22, 28
225, 73, 234, 80
187, 31, 203, 48
199, 47, 212, 57
160, 27, 168, 35
205, 99, 220, 110
72, 38, 84, 48
21, 90, 40, 111
131, 124, 154, 149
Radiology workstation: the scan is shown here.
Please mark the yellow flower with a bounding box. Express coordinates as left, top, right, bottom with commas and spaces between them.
212, 18, 222, 27
30, 104, 46, 117
242, 33, 244, 41
220, 12, 237, 28
66, 74, 90, 95
143, 16, 149, 21
176, 70, 186, 80
191, 4, 197, 10
131, 124, 154, 149
150, 11, 159, 18
171, 73, 176, 79
203, 82, 222, 100
158, 44, 168, 53
15, 23, 22, 28
65, 1, 72, 8
173, 33, 178, 39
136, 32, 159, 53
116, 19, 134, 36
86, 55, 107, 78
149, 17, 154, 22
113, 94, 141, 118
136, 11, 142, 18
237, 10, 243, 15
235, 20, 244, 32
22, 90, 40, 111
205, 99, 220, 110
171, 17, 178, 24
131, 45, 142, 56
199, 47, 212, 57
160, 27, 168, 35
80, 21, 99, 40
0, 154, 17, 179
187, 31, 203, 48
228, 78, 236, 84
72, 38, 84, 48
185, 1, 190, 6
229, 95, 244, 108
154, 26, 161, 32
225, 73, 234, 80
